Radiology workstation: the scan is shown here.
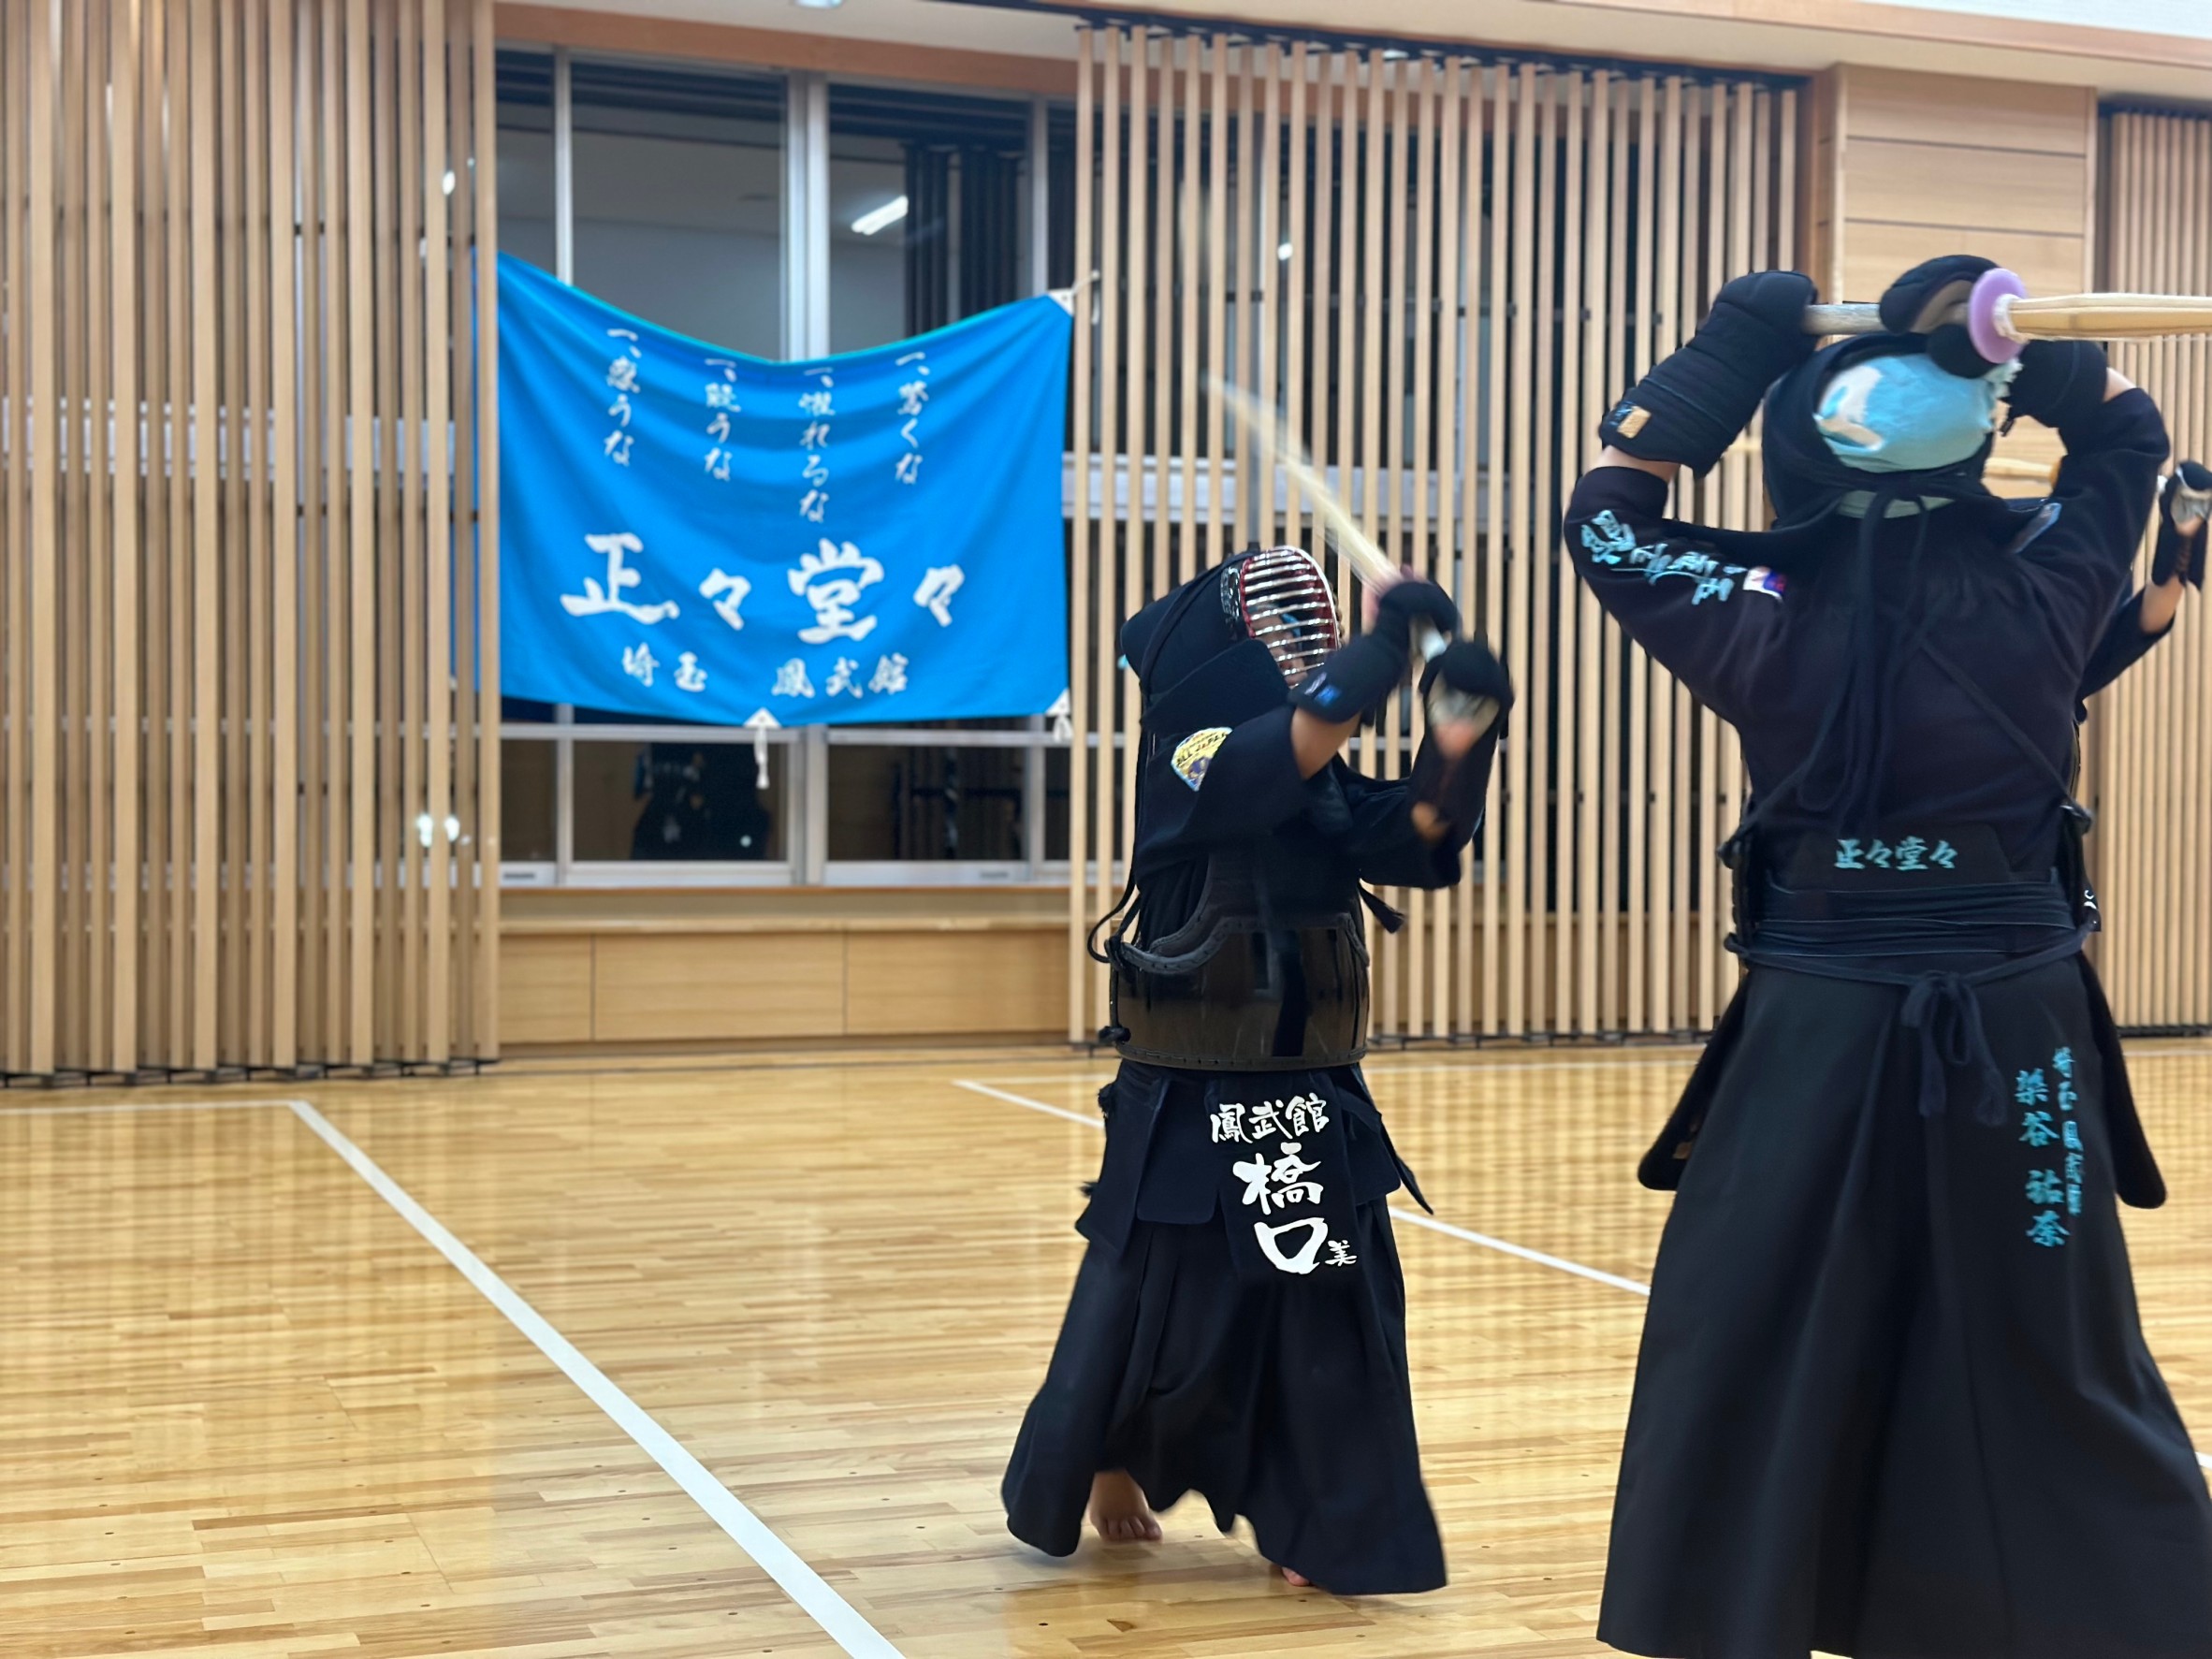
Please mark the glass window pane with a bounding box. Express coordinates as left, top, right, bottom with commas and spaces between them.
575, 740, 786, 863
495, 50, 557, 276
502, 739, 558, 863
828, 744, 1030, 861
828, 85, 1033, 353
573, 60, 783, 357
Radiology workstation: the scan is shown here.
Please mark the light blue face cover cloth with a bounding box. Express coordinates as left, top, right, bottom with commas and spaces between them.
1815, 352, 2018, 516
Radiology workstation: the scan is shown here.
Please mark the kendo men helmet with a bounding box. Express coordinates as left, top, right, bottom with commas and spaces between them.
1121, 546, 1343, 699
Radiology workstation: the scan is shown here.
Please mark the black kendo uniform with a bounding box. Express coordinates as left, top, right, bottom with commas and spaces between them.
1000, 552, 1504, 1595
1568, 266, 2212, 1659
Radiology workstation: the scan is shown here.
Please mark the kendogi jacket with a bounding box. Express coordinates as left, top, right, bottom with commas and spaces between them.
1076, 555, 1502, 1276
1565, 353, 2171, 1208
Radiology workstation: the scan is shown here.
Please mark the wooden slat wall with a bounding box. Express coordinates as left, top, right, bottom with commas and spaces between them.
0, 0, 498, 1080
2093, 108, 2212, 1033
1065, 30, 1796, 1041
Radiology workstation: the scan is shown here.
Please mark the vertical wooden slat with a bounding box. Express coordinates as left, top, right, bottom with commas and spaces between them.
1229, 42, 1254, 551
1113, 32, 1146, 993
1694, 82, 1724, 1030
1527, 72, 1557, 1033
1062, 27, 1094, 1042
1376, 55, 1411, 1039
217, 0, 246, 1063
165, 0, 194, 1065
1203, 36, 1227, 572
1146, 35, 1173, 618
21, 0, 56, 1073
84, 0, 115, 1072
1404, 58, 1438, 1038
244, 0, 272, 1066
1552, 69, 1583, 1036
1652, 75, 1683, 1034
188, 0, 221, 1070
1461, 60, 1492, 1037
345, 0, 375, 1065
1282, 43, 1307, 558
1576, 71, 1608, 1036
420, 0, 453, 1062
1431, 58, 1462, 1040
269, 0, 300, 1066
59, 0, 87, 1070
1255, 43, 1281, 552
1088, 26, 1121, 1038
109, 0, 143, 1073
396, 0, 425, 1060
1598, 74, 1630, 1032
472, 0, 502, 1060
1625, 76, 1657, 1036
1485, 66, 1519, 1033
446, 0, 476, 1056
1175, 35, 1200, 601
296, 0, 327, 1063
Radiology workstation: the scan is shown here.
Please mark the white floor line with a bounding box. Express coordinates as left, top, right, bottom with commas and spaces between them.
951, 1077, 1100, 1127
0, 1093, 902, 1657
953, 1077, 1652, 1298
1387, 1206, 1651, 1296
284, 1100, 903, 1658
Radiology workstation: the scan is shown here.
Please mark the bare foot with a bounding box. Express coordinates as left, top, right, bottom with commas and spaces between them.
1280, 1565, 1313, 1587
1087, 1470, 1162, 1543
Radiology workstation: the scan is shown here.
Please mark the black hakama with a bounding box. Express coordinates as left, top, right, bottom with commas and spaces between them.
1600, 957, 2212, 1659
1002, 1064, 1448, 1595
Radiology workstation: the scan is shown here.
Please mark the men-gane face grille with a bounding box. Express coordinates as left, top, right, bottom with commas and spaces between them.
1226, 547, 1341, 687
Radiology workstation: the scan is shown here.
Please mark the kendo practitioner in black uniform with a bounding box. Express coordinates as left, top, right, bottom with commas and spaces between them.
1566, 255, 2212, 1659
1001, 546, 1510, 1594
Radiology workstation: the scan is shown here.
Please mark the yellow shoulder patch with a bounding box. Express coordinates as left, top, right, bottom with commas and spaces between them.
1171, 727, 1231, 792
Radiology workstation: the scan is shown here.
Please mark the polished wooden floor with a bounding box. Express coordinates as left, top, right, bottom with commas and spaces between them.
5, 1042, 2210, 1657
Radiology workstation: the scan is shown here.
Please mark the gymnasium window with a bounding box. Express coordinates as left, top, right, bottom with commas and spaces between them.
494, 48, 1074, 887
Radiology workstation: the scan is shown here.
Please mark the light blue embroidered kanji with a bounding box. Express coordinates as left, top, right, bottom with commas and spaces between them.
2016, 1068, 2049, 1107
2062, 1118, 2083, 1153
1835, 838, 1865, 870
1931, 840, 1957, 868
1895, 835, 1928, 870
2021, 1111, 2059, 1147
2026, 1169, 2064, 1206
2026, 1210, 2070, 1248
2052, 1045, 2074, 1079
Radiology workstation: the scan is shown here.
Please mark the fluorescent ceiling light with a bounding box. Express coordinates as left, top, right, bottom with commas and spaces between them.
793, 0, 843, 9
1277, 241, 1293, 261
851, 195, 910, 236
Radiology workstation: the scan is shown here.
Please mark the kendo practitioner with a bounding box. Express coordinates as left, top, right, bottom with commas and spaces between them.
1001, 546, 1511, 1594
1566, 255, 2212, 1659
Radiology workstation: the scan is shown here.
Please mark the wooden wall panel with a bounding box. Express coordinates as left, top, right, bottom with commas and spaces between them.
2093, 108, 2212, 1033
1829, 65, 2095, 501
1063, 33, 1797, 1041
0, 0, 498, 1081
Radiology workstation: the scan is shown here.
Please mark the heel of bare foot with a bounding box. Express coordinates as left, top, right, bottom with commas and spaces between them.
1087, 1470, 1162, 1543
1279, 1565, 1312, 1588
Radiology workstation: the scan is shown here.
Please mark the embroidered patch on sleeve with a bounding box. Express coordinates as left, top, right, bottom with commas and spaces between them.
1171, 727, 1232, 791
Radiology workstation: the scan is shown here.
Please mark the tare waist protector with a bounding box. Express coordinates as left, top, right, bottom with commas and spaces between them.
1107, 854, 1369, 1071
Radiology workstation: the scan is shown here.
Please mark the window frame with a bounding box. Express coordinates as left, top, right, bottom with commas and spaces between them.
501, 48, 1066, 889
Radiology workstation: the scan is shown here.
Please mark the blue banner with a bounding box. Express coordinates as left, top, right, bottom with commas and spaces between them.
498, 254, 1070, 729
